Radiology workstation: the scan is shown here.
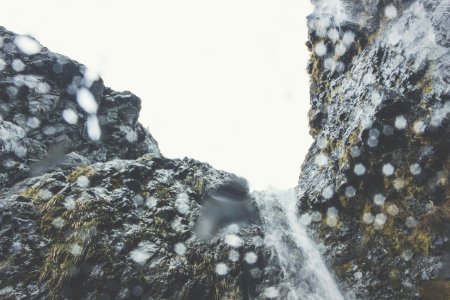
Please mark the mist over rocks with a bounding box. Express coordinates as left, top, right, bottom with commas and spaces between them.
301, 0, 450, 298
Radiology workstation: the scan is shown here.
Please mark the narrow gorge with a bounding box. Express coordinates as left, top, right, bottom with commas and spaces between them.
0, 0, 449, 299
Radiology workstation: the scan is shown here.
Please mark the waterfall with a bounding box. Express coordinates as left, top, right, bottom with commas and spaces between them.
254, 189, 344, 300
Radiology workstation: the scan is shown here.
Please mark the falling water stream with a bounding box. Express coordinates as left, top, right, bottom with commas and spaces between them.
254, 189, 344, 300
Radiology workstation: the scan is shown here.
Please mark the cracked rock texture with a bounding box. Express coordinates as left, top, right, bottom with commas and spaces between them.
1, 0, 449, 298
300, 0, 449, 299
0, 27, 278, 299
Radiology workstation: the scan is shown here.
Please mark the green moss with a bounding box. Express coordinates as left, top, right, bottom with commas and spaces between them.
152, 184, 172, 199
214, 276, 242, 300
362, 202, 372, 215
388, 268, 402, 289
192, 178, 205, 195
411, 231, 431, 255
186, 250, 244, 300
416, 74, 433, 95
348, 128, 361, 145
336, 129, 362, 171
38, 216, 106, 296
42, 193, 65, 211
32, 183, 116, 296
389, 269, 400, 280
330, 84, 341, 100
403, 200, 450, 257
66, 165, 95, 183
339, 196, 349, 208
137, 153, 157, 162
20, 187, 41, 203
382, 217, 402, 252
361, 202, 377, 243
39, 242, 76, 291
310, 56, 322, 90
0, 257, 14, 269
419, 279, 450, 300
335, 262, 353, 277
418, 198, 450, 235
153, 217, 166, 227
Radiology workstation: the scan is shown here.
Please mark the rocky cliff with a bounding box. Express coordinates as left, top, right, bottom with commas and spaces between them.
0, 0, 449, 299
0, 27, 280, 299
300, 0, 449, 298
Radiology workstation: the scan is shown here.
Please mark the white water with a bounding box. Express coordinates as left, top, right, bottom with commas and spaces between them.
254, 189, 344, 300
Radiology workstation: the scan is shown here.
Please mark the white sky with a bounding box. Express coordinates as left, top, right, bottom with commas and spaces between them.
3, 0, 314, 190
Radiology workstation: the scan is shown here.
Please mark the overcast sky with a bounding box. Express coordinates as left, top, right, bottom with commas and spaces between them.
3, 0, 314, 190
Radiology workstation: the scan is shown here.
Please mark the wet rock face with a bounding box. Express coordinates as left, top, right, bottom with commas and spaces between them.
0, 27, 276, 299
301, 0, 449, 299
0, 26, 160, 188
0, 157, 270, 299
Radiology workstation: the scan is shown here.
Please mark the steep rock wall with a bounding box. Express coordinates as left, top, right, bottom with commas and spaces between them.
300, 0, 449, 298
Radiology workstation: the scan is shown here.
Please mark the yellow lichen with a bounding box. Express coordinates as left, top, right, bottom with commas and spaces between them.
335, 262, 353, 277
66, 165, 95, 183
382, 217, 402, 251
310, 57, 322, 89
419, 279, 450, 300
409, 230, 431, 256
153, 185, 172, 199
416, 74, 433, 95
193, 178, 205, 195
20, 187, 41, 203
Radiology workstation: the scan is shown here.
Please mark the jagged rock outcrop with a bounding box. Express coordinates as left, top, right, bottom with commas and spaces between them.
0, 26, 160, 188
0, 27, 279, 299
1, 0, 449, 298
300, 0, 449, 298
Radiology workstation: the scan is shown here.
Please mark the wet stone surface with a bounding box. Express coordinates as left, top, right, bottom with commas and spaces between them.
301, 0, 450, 299
0, 27, 281, 299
